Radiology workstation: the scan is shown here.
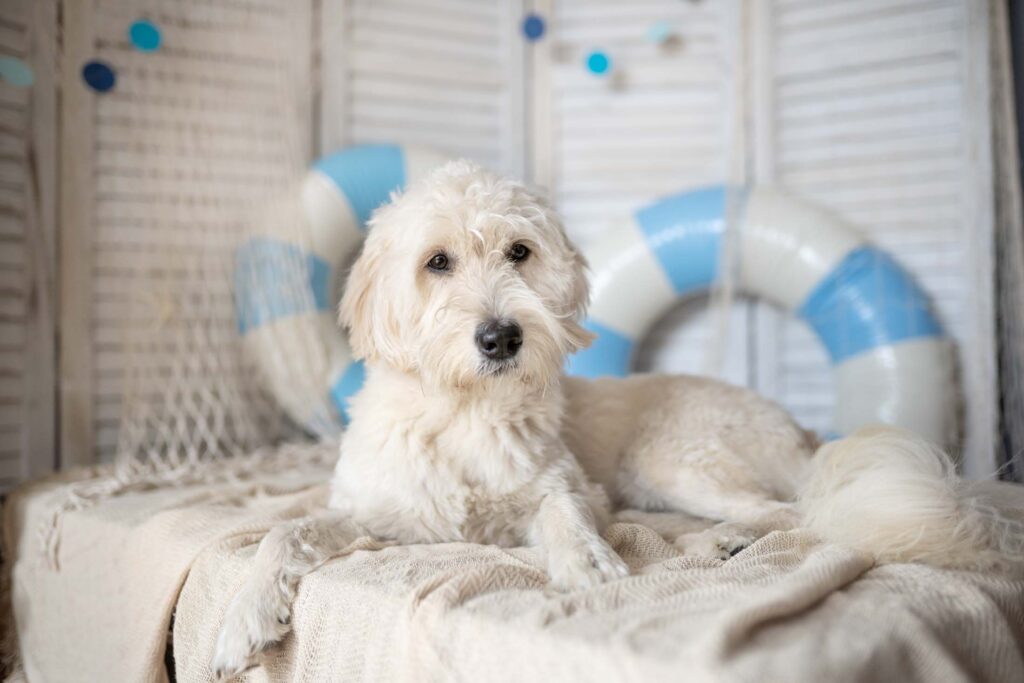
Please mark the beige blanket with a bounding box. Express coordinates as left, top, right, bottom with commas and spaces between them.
6, 461, 1024, 682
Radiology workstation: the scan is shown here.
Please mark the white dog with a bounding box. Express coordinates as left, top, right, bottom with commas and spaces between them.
213, 161, 1024, 678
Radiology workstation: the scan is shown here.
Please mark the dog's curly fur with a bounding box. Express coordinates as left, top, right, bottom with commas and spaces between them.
212, 161, 1024, 678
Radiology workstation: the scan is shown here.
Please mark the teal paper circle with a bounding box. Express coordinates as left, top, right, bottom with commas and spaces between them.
0, 56, 33, 88
586, 50, 611, 75
129, 20, 162, 52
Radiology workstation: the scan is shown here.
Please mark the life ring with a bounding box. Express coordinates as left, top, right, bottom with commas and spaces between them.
234, 144, 448, 435
568, 185, 958, 447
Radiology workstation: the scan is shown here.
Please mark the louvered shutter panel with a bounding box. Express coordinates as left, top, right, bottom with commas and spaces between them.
62, 0, 315, 463
0, 0, 57, 489
322, 0, 525, 176
761, 0, 997, 472
537, 0, 750, 385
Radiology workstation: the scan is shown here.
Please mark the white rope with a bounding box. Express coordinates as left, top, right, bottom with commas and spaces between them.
38, 441, 338, 570
39, 2, 332, 562
701, 0, 750, 378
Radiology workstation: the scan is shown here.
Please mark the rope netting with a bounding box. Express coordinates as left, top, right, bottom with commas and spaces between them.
39, 0, 339, 564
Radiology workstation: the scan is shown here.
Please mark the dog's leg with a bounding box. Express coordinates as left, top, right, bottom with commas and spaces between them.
614, 509, 712, 540
623, 470, 801, 559
212, 511, 367, 679
616, 437, 807, 559
613, 509, 758, 559
667, 494, 801, 559
532, 491, 630, 590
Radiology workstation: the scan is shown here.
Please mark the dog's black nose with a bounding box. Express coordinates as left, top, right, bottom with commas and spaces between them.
475, 319, 523, 360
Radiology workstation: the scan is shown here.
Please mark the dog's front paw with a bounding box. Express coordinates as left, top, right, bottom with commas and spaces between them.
548, 538, 629, 590
211, 584, 292, 680
675, 525, 756, 560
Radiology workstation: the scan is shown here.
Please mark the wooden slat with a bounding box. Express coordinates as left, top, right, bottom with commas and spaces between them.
353, 25, 500, 62
96, 0, 286, 29
780, 4, 958, 49
778, 131, 959, 168
350, 75, 501, 110
352, 1, 498, 44
0, 83, 29, 109
0, 320, 24, 348
350, 101, 501, 133
349, 49, 503, 88
93, 12, 285, 63
0, 448, 25, 479
0, 22, 27, 54
777, 30, 958, 80
0, 273, 23, 294
59, 0, 96, 467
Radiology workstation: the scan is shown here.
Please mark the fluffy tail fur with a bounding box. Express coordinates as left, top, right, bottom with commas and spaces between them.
798, 427, 1024, 572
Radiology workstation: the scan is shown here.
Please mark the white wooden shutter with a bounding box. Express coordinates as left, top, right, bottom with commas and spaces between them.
320, 0, 525, 175
61, 0, 315, 463
0, 0, 57, 490
757, 0, 997, 473
533, 0, 750, 386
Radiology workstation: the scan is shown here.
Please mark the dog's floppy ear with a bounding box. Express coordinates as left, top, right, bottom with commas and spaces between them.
339, 240, 378, 360
543, 204, 594, 352
569, 244, 591, 321
339, 234, 414, 370
564, 243, 595, 351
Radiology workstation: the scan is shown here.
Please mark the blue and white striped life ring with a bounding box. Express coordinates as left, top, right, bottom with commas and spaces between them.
234, 144, 448, 436
569, 186, 958, 446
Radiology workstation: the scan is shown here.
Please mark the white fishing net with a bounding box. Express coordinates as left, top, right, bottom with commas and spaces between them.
38, 1, 340, 562
103, 7, 312, 473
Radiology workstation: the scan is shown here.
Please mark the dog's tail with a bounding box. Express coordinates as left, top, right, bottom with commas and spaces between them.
797, 426, 1024, 571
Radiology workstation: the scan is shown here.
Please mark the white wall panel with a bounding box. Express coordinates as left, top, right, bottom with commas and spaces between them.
761, 0, 996, 470
538, 0, 750, 385
0, 0, 57, 489
323, 0, 525, 176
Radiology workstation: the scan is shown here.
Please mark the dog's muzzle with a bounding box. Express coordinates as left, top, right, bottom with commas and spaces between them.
475, 318, 523, 361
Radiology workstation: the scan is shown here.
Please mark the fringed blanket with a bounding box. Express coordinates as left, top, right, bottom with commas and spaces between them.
5, 457, 1024, 682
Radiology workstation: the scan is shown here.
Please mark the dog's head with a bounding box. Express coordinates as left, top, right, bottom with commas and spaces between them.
340, 160, 592, 389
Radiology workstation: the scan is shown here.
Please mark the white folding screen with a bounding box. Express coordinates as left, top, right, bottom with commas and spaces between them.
754, 0, 996, 474
530, 0, 751, 387
525, 0, 997, 474
319, 0, 526, 177
33, 0, 999, 478
0, 0, 57, 491
267, 0, 1002, 474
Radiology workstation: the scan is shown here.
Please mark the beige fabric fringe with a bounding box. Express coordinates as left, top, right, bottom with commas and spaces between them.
6, 458, 1024, 683
33, 442, 337, 570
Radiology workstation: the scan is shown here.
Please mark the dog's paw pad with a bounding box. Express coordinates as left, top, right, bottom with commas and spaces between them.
728, 542, 749, 557
676, 528, 757, 561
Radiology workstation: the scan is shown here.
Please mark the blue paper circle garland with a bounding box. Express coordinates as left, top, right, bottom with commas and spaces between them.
586, 50, 611, 75
0, 56, 33, 87
522, 14, 545, 41
82, 61, 116, 92
647, 21, 673, 44
129, 19, 162, 52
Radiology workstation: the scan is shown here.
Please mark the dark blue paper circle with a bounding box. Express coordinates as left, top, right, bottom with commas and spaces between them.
522, 14, 545, 41
82, 61, 116, 92
129, 20, 162, 52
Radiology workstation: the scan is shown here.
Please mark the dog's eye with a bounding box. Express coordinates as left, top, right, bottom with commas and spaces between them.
426, 253, 451, 273
507, 243, 530, 263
